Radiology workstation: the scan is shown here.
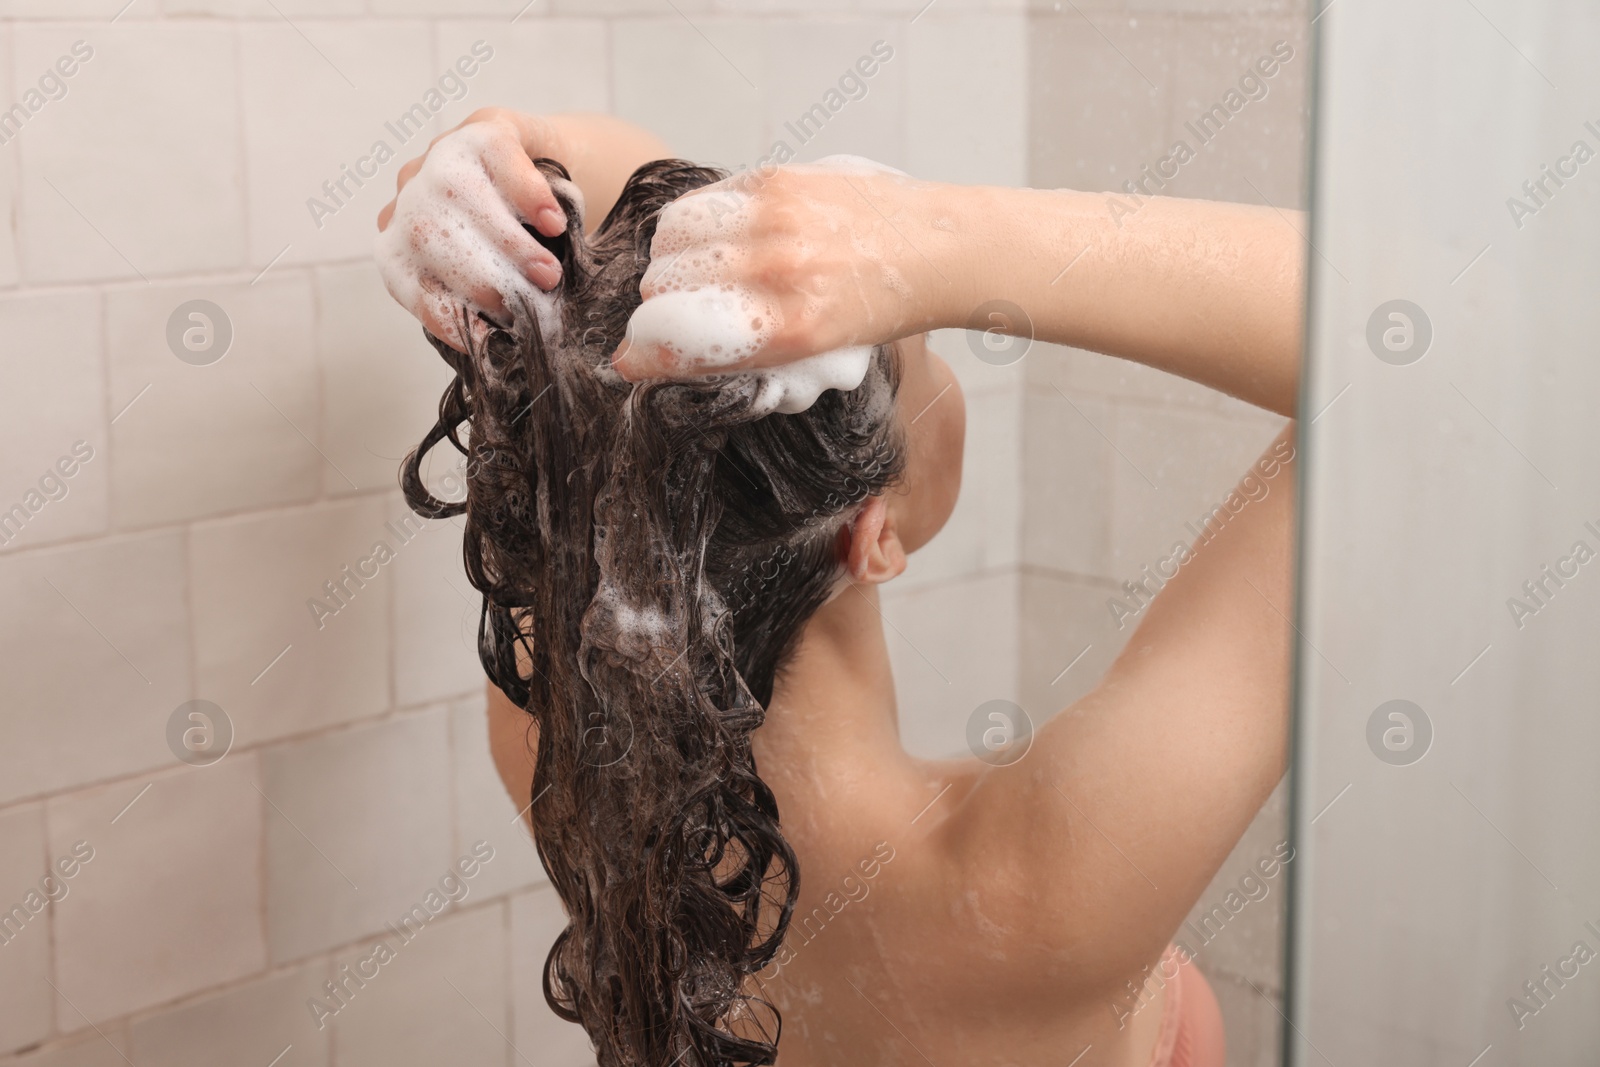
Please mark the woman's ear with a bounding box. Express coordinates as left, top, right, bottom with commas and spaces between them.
842, 496, 907, 584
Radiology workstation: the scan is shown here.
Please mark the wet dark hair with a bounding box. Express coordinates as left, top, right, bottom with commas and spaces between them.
401, 159, 905, 1066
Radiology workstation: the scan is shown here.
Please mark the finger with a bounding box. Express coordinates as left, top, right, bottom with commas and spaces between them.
416, 279, 499, 355
424, 260, 513, 330
394, 155, 424, 196
419, 300, 467, 354
484, 139, 567, 238
610, 339, 667, 381
493, 221, 563, 291
444, 186, 562, 293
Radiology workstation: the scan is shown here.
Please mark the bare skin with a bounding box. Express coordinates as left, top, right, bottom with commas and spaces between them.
389, 111, 1302, 1067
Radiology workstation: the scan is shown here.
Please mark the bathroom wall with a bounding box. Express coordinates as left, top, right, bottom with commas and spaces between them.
0, 1, 1304, 1064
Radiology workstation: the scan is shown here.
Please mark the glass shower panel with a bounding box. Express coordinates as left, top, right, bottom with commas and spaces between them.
1291, 1, 1600, 1063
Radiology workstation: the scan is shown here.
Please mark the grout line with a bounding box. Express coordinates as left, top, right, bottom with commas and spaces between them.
0, 257, 369, 298
40, 799, 62, 1037
38, 894, 524, 1050
0, 696, 483, 820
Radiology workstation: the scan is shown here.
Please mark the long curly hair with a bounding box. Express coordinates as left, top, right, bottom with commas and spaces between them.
400, 158, 905, 1066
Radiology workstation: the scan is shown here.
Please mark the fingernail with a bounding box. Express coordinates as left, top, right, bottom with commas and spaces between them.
528, 257, 562, 290
610, 341, 636, 379
535, 206, 567, 236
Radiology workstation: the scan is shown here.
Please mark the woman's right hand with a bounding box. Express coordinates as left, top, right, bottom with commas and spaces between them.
376, 108, 570, 353
611, 158, 955, 381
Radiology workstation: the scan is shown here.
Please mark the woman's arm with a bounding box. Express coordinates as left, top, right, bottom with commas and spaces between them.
613, 170, 1303, 419
934, 187, 1303, 418
943, 426, 1298, 994
487, 680, 539, 830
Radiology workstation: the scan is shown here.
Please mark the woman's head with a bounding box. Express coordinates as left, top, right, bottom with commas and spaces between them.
856, 331, 964, 577
401, 157, 952, 1066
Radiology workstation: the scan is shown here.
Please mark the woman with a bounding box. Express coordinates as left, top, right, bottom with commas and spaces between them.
378, 109, 1301, 1067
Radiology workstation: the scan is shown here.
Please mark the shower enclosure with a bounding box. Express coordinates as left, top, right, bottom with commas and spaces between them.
1290, 0, 1600, 1063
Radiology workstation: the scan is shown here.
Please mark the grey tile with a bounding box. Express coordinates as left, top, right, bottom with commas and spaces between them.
329, 904, 509, 1067
0, 293, 104, 553
106, 275, 319, 527
261, 710, 453, 963
14, 24, 243, 281
47, 760, 266, 1024
450, 696, 552, 900
128, 960, 331, 1067
190, 498, 391, 748
881, 568, 1021, 759
511, 885, 597, 1066
0, 804, 52, 1053
0, 531, 190, 804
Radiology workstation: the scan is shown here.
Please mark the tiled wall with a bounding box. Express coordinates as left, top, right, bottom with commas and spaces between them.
0, 1, 1304, 1064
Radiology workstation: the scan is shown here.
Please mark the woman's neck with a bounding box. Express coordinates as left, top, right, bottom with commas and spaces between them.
755, 581, 906, 766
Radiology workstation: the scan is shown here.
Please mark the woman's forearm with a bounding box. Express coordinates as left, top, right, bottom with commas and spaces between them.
922, 186, 1305, 418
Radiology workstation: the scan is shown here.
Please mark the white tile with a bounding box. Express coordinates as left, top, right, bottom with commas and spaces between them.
432, 20, 610, 133
1180, 779, 1288, 987
0, 25, 16, 288
714, 0, 852, 10
1130, 0, 1292, 13
510, 885, 594, 1066
1017, 569, 1125, 715
315, 263, 454, 497
390, 497, 483, 708
106, 274, 321, 528
47, 759, 266, 1025
880, 568, 1020, 760
238, 21, 434, 266
127, 960, 331, 1067
160, 0, 361, 14
611, 18, 764, 169
555, 0, 707, 11
899, 385, 1022, 590
0, 1032, 132, 1067
0, 804, 53, 1054
261, 710, 453, 963
450, 696, 550, 900
2, 0, 154, 14
1161, 17, 1309, 208
0, 530, 190, 805
1021, 388, 1114, 577
329, 904, 510, 1067
0, 292, 107, 553
759, 21, 910, 171
908, 14, 1028, 186
926, 329, 1030, 399
1203, 969, 1281, 1067
371, 0, 523, 12
1026, 14, 1176, 191
190, 498, 392, 748
15, 24, 244, 282
1025, 339, 1232, 412
1106, 402, 1285, 577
